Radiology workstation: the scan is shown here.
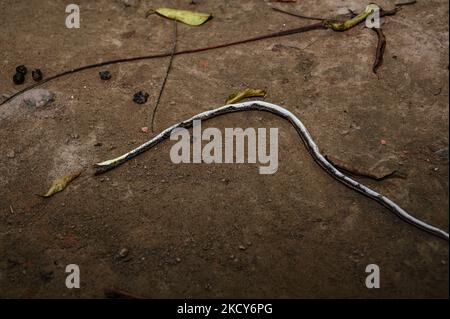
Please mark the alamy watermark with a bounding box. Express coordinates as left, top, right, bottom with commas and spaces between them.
169, 120, 279, 174
365, 5, 380, 29
65, 4, 80, 29
65, 264, 80, 289
365, 264, 380, 289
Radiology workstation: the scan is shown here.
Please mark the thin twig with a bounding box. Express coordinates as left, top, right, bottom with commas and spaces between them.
150, 20, 177, 132
272, 5, 403, 23
104, 287, 145, 299
271, 7, 327, 21
274, 5, 395, 74
372, 27, 386, 73
347, 8, 357, 18
396, 0, 417, 7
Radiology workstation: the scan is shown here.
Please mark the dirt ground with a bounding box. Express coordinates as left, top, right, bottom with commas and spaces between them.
0, 0, 448, 298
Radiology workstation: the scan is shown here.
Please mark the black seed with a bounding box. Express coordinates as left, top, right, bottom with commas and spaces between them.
99, 71, 112, 80
133, 91, 149, 104
16, 65, 27, 75
32, 69, 43, 81
13, 72, 25, 85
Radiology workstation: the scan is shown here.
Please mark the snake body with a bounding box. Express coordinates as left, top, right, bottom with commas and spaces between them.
95, 101, 449, 241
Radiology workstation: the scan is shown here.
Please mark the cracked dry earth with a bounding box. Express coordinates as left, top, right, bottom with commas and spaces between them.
0, 0, 448, 298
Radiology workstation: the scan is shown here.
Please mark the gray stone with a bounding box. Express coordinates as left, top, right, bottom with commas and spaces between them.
22, 89, 55, 108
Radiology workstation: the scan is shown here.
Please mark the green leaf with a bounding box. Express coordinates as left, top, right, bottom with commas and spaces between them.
326, 4, 379, 31
152, 8, 212, 26
225, 88, 266, 105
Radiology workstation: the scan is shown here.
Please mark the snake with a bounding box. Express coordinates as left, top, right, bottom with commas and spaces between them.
95, 101, 449, 241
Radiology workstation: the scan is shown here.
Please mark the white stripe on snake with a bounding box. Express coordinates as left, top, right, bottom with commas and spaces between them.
95, 101, 449, 241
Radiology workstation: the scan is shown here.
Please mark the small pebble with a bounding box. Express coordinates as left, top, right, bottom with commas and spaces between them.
16, 65, 27, 75
133, 91, 149, 104
238, 245, 246, 251
6, 150, 15, 158
13, 72, 25, 85
141, 127, 149, 133
32, 69, 43, 81
99, 71, 111, 80
22, 89, 54, 108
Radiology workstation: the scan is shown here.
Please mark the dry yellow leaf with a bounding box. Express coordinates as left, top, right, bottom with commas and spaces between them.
152, 8, 212, 26
225, 88, 266, 105
326, 4, 379, 31
41, 170, 82, 198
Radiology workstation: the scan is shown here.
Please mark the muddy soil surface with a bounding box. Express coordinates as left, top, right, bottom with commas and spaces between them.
0, 0, 448, 298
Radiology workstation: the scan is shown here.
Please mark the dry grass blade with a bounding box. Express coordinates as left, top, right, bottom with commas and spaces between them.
150, 20, 178, 132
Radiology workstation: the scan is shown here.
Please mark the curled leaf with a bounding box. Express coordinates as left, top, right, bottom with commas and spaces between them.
326, 4, 379, 31
41, 170, 82, 198
152, 8, 212, 26
225, 88, 266, 105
